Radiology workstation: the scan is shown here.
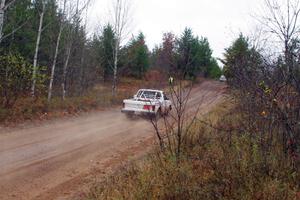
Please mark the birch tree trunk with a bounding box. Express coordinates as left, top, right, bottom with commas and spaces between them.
112, 40, 119, 96
0, 0, 16, 42
48, 0, 66, 102
0, 0, 5, 42
79, 1, 89, 95
112, 0, 121, 96
31, 2, 45, 97
61, 0, 90, 99
61, 0, 78, 99
111, 0, 132, 96
47, 20, 62, 101
62, 44, 71, 100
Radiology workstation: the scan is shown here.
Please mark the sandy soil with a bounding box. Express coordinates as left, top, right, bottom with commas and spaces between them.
0, 80, 227, 200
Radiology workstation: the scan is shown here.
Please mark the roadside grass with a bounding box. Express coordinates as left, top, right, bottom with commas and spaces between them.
85, 99, 299, 200
0, 78, 158, 124
0, 76, 194, 125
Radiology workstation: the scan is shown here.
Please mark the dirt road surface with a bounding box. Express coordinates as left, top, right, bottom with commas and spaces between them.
0, 81, 227, 200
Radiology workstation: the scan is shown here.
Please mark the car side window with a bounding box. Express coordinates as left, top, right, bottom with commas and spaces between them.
163, 94, 169, 100
156, 92, 162, 99
137, 91, 143, 98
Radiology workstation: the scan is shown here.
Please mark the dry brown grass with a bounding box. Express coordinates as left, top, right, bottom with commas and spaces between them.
0, 78, 165, 125
85, 99, 300, 200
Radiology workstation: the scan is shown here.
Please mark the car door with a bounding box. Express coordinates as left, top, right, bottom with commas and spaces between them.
154, 92, 162, 111
162, 92, 171, 112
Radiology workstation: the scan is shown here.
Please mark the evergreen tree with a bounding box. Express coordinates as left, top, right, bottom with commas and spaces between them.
1, 0, 34, 57
99, 24, 115, 81
205, 58, 222, 78
223, 34, 250, 79
126, 32, 149, 79
223, 33, 263, 85
176, 27, 214, 79
176, 28, 194, 78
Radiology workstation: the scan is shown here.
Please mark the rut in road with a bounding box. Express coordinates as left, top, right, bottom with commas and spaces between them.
0, 80, 227, 200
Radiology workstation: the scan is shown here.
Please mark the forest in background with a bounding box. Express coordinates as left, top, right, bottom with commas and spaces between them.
0, 0, 221, 122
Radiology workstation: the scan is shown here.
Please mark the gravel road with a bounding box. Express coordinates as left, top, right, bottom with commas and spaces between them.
0, 80, 227, 200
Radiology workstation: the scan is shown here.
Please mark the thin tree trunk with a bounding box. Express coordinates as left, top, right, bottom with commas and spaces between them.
79, 1, 89, 95
0, 0, 5, 42
79, 46, 86, 95
111, 0, 132, 96
112, 0, 122, 97
31, 2, 45, 97
0, 0, 17, 43
112, 41, 119, 96
48, 0, 66, 102
48, 24, 62, 101
62, 45, 71, 100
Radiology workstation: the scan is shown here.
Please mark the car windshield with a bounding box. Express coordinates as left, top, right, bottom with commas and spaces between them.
138, 91, 157, 99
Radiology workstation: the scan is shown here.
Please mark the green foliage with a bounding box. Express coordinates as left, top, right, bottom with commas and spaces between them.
150, 29, 218, 80
1, 0, 92, 97
176, 28, 214, 79
1, 0, 60, 65
223, 34, 253, 79
37, 0, 60, 67
176, 28, 197, 78
206, 58, 222, 78
126, 32, 150, 79
98, 24, 116, 80
0, 54, 45, 107
222, 33, 263, 87
1, 0, 35, 57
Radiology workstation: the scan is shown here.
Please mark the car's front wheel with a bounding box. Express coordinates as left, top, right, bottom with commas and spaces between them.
150, 108, 162, 120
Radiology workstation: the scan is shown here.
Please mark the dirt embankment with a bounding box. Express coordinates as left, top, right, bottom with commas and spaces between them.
0, 80, 227, 200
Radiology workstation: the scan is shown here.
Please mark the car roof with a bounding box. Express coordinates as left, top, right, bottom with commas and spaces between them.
138, 89, 163, 93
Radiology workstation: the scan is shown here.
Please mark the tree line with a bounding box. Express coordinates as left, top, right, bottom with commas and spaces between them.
96, 26, 222, 80
0, 0, 221, 108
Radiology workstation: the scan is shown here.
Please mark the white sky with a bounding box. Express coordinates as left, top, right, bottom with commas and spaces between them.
88, 0, 263, 59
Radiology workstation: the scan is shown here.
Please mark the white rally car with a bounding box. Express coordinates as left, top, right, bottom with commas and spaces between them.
121, 89, 172, 117
219, 75, 227, 82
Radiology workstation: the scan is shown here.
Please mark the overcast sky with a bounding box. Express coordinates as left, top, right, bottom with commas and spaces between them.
88, 0, 263, 59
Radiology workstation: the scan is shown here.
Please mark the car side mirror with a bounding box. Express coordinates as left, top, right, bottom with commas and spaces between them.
133, 95, 137, 99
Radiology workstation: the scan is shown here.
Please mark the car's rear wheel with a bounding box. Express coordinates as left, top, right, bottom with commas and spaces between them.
155, 107, 163, 119
148, 108, 161, 120
125, 112, 134, 119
